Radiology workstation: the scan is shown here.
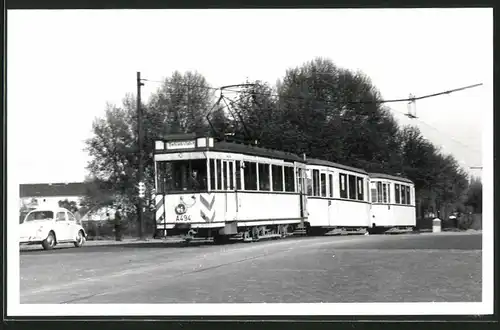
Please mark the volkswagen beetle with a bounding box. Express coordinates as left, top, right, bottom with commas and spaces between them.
19, 207, 87, 250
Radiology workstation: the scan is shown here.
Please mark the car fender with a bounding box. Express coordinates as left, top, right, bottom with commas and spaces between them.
36, 224, 56, 241
76, 225, 87, 238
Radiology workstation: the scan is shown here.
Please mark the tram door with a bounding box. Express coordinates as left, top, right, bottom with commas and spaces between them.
327, 170, 335, 227
223, 160, 237, 221
297, 167, 307, 221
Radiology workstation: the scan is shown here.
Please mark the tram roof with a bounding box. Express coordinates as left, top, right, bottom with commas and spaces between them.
306, 158, 368, 175
368, 172, 414, 184
212, 140, 304, 162
155, 134, 304, 162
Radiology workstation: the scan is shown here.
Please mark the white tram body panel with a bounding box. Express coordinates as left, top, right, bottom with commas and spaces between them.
233, 192, 302, 226
305, 160, 371, 229
368, 173, 416, 228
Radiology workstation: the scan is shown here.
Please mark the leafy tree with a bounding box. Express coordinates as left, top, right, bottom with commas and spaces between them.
465, 177, 482, 213
58, 199, 79, 214
84, 71, 215, 235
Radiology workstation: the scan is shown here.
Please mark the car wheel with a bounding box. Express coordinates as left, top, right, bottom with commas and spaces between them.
42, 232, 56, 250
74, 230, 85, 248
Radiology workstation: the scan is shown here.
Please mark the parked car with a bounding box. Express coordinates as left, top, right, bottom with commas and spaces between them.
19, 207, 87, 250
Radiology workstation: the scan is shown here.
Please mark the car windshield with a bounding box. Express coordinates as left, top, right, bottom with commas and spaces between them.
24, 211, 54, 222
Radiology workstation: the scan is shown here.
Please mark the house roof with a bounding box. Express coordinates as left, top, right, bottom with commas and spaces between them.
20, 182, 91, 198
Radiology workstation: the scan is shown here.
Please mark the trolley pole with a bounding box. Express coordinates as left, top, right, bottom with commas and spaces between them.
137, 71, 145, 240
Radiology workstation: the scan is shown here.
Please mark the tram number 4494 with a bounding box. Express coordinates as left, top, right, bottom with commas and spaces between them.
176, 214, 191, 222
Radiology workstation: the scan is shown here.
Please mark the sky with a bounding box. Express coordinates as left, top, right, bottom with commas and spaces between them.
8, 8, 491, 184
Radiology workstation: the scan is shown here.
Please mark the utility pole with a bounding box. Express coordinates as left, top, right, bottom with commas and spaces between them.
137, 71, 145, 240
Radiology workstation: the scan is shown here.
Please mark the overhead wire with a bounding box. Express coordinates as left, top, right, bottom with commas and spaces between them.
141, 76, 483, 155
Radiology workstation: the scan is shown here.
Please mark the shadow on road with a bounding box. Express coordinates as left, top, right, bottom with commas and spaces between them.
19, 238, 244, 254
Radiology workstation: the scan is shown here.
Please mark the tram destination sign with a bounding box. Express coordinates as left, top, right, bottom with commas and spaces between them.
166, 140, 196, 150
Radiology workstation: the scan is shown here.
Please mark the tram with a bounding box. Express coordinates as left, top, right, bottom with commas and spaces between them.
152, 133, 417, 242
153, 133, 308, 243
303, 159, 371, 235
368, 173, 416, 233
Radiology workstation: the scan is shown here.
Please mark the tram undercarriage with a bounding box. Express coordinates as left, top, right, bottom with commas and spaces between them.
156, 222, 300, 244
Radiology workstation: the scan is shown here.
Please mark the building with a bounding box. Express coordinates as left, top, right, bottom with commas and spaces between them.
19, 182, 115, 222
20, 182, 88, 209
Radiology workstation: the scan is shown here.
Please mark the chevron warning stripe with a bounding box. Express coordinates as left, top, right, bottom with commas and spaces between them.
155, 194, 165, 223
199, 193, 216, 222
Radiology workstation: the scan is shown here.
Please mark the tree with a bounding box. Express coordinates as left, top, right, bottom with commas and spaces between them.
465, 177, 482, 213
84, 71, 216, 235
58, 199, 79, 214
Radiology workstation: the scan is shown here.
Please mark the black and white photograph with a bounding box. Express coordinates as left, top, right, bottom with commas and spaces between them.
6, 8, 493, 317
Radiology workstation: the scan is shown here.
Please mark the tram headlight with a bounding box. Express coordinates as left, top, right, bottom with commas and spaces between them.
197, 138, 207, 148
155, 141, 165, 150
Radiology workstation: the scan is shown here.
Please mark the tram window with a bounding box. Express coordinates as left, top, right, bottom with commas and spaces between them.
377, 182, 382, 203
235, 161, 242, 190
371, 183, 377, 203
272, 165, 283, 191
320, 173, 327, 197
348, 175, 356, 200
387, 183, 391, 203
312, 170, 320, 196
222, 161, 228, 190
156, 161, 169, 194
284, 166, 295, 192
191, 159, 208, 190
228, 162, 234, 190
339, 173, 347, 198
156, 159, 207, 192
406, 186, 411, 205
244, 161, 258, 191
357, 177, 364, 201
382, 183, 388, 203
259, 163, 270, 191
209, 159, 216, 190
306, 170, 313, 196
401, 185, 406, 204
366, 180, 370, 202
329, 174, 333, 197
395, 184, 400, 204
216, 160, 222, 191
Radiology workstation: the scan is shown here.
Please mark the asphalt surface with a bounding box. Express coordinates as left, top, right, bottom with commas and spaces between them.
20, 232, 482, 304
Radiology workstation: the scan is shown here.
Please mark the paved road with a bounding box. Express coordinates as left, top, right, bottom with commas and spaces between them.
20, 232, 482, 304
